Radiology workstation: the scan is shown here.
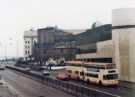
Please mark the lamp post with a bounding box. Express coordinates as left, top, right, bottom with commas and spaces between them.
0, 42, 6, 64
9, 38, 19, 59
0, 42, 3, 63
5, 38, 13, 64
16, 39, 19, 58
4, 45, 7, 64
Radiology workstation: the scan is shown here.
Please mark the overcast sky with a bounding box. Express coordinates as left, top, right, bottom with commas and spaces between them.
0, 0, 134, 58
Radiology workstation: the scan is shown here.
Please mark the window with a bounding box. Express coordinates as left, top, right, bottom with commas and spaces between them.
106, 64, 116, 69
25, 51, 27, 55
103, 74, 118, 80
34, 40, 37, 45
25, 41, 27, 44
97, 66, 105, 69
67, 70, 72, 73
28, 41, 30, 44
87, 68, 99, 72
27, 50, 30, 54
69, 64, 81, 67
75, 71, 79, 74
86, 73, 98, 78
86, 65, 105, 69
44, 50, 46, 54
60, 49, 63, 53
80, 71, 84, 76
108, 70, 115, 73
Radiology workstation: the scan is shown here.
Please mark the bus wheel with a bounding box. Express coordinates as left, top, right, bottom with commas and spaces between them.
99, 81, 102, 85
77, 77, 80, 81
68, 75, 71, 79
87, 79, 90, 84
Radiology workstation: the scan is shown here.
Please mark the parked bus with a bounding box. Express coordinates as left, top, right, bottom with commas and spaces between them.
66, 61, 118, 86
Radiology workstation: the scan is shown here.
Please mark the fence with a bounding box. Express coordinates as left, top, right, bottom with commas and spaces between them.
6, 66, 120, 97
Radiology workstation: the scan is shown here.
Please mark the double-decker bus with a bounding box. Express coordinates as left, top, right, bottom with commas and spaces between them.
66, 61, 118, 86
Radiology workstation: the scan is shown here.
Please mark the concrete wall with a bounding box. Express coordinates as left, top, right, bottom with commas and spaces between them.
112, 8, 135, 82
97, 40, 113, 57
76, 40, 113, 60
129, 30, 135, 82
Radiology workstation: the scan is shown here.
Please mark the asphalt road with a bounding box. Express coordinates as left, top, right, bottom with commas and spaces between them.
0, 69, 75, 97
41, 68, 135, 97
1, 64, 135, 97
45, 68, 135, 97
0, 84, 17, 97
68, 80, 135, 97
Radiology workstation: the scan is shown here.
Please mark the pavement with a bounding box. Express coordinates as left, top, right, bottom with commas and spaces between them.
119, 80, 135, 90
1, 69, 75, 97
0, 79, 20, 97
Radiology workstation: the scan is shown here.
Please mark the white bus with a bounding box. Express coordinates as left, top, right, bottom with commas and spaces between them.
66, 61, 118, 86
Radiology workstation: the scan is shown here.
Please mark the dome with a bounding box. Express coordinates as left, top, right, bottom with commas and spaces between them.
92, 21, 103, 28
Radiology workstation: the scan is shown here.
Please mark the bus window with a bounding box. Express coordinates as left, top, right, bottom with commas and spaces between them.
97, 66, 105, 69
103, 74, 118, 80
70, 64, 81, 67
86, 65, 105, 69
106, 64, 116, 69
68, 70, 72, 73
86, 73, 98, 78
87, 68, 99, 72
108, 70, 116, 73
75, 71, 79, 74
80, 72, 84, 76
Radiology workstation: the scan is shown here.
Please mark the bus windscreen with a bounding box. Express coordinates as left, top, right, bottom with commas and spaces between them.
103, 74, 118, 80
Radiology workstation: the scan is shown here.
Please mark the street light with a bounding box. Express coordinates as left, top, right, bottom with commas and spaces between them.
0, 37, 18, 65
8, 38, 19, 58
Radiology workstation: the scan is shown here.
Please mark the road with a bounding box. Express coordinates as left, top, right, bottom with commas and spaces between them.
43, 68, 135, 97
47, 68, 135, 97
68, 80, 135, 97
0, 69, 75, 97
2, 65, 135, 97
46, 68, 135, 97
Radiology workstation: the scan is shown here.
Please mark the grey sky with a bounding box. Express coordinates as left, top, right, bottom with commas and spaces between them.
0, 0, 134, 58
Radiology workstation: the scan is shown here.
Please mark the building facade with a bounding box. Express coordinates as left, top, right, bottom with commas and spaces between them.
76, 40, 113, 63
75, 24, 112, 53
32, 27, 77, 62
112, 8, 135, 82
24, 29, 37, 57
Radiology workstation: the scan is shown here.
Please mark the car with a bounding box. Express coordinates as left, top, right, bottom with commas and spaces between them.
25, 67, 31, 71
0, 76, 3, 85
0, 67, 5, 70
0, 65, 5, 70
42, 70, 50, 76
56, 73, 69, 81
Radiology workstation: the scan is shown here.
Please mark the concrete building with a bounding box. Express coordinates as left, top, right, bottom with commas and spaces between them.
76, 40, 113, 63
55, 29, 85, 48
76, 8, 135, 83
75, 24, 112, 53
97, 40, 113, 57
24, 29, 37, 57
38, 27, 74, 44
112, 8, 135, 82
33, 27, 77, 62
73, 24, 112, 63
